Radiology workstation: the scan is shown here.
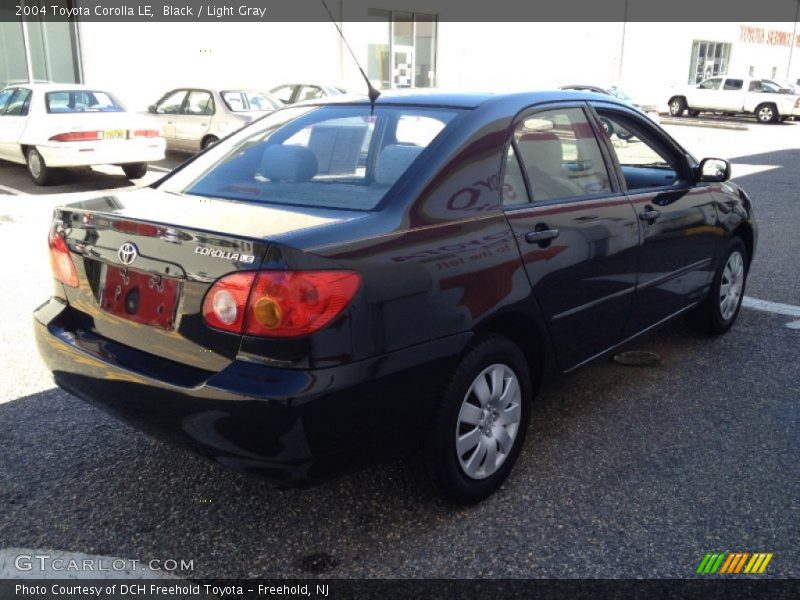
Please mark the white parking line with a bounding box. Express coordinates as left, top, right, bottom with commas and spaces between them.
742, 296, 800, 329
0, 184, 23, 195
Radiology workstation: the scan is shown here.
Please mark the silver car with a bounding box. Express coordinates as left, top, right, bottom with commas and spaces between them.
148, 88, 283, 152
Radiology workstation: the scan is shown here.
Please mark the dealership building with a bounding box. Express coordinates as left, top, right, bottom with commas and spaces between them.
3, 1, 800, 110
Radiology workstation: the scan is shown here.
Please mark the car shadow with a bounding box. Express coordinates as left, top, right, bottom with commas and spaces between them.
1, 317, 713, 578
1, 161, 138, 196
665, 113, 797, 127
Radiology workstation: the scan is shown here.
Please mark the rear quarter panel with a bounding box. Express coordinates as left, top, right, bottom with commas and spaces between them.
273, 103, 549, 366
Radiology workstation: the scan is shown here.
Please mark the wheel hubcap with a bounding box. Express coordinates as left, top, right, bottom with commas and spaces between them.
455, 364, 522, 480
670, 101, 680, 114
28, 152, 42, 178
719, 251, 745, 321
759, 107, 773, 121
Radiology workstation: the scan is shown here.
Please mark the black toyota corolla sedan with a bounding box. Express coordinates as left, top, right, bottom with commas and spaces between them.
34, 90, 756, 503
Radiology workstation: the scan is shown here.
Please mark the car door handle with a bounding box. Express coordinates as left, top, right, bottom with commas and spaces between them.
639, 208, 661, 222
525, 228, 560, 243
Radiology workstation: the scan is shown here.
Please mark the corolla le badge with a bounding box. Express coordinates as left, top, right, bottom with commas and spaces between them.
118, 242, 139, 265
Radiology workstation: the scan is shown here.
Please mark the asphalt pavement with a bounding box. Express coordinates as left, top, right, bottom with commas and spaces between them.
0, 122, 797, 579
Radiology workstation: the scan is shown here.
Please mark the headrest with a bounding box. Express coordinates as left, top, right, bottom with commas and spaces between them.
516, 133, 564, 174
260, 144, 318, 182
375, 144, 424, 185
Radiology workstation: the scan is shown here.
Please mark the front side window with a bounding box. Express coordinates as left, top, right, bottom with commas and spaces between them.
185, 90, 214, 116
596, 111, 682, 191
45, 90, 122, 113
698, 78, 722, 90
513, 107, 611, 202
156, 90, 187, 114
160, 105, 461, 211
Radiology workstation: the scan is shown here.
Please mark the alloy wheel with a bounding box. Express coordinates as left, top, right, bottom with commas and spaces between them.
719, 250, 745, 321
455, 364, 522, 480
758, 106, 774, 122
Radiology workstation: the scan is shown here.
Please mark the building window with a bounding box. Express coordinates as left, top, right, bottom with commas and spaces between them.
689, 41, 731, 84
366, 9, 438, 89
0, 0, 82, 88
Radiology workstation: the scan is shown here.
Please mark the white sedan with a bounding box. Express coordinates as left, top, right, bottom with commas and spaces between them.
0, 83, 165, 185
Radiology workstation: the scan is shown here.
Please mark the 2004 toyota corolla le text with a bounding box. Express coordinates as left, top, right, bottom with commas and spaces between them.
34, 90, 757, 504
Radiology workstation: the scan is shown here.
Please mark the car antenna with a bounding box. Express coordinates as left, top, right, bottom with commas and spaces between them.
320, 0, 381, 106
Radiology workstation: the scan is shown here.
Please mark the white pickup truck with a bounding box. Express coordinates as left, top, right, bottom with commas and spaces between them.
668, 77, 800, 123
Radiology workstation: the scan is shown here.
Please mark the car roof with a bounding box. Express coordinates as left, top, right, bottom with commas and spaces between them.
297, 88, 624, 110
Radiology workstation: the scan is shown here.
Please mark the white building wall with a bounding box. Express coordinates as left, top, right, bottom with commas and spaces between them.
76, 15, 800, 112
78, 21, 345, 110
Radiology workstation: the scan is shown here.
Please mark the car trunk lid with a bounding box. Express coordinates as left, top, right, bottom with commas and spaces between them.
53, 187, 355, 371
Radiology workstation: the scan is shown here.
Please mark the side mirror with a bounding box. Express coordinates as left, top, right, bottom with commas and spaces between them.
147, 104, 157, 113
697, 157, 730, 183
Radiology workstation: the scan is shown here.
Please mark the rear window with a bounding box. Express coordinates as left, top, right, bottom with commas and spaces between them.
221, 90, 282, 112
45, 90, 124, 113
160, 105, 461, 211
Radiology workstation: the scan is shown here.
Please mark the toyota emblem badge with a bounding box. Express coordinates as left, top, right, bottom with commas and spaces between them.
118, 242, 138, 265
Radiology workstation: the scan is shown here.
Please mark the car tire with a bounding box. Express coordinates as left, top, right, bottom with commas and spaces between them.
669, 97, 687, 117
686, 236, 748, 335
202, 136, 219, 150
599, 117, 614, 137
616, 129, 633, 140
755, 103, 779, 124
26, 147, 56, 186
416, 335, 532, 504
122, 162, 148, 179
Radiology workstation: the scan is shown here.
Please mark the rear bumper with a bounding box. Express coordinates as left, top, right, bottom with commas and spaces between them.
34, 297, 468, 483
35, 138, 166, 167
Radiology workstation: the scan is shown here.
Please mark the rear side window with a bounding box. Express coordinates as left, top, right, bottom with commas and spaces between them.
221, 91, 282, 112
162, 105, 462, 211
270, 85, 295, 104
513, 107, 611, 202
45, 90, 123, 113
724, 79, 743, 90
185, 90, 214, 115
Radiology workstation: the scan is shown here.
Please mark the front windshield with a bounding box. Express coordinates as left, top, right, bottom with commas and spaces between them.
160, 104, 462, 211
221, 90, 283, 112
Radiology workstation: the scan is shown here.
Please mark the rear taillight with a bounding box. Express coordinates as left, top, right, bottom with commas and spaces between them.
202, 270, 361, 338
49, 131, 103, 142
794, 98, 800, 108
130, 129, 159, 138
48, 229, 78, 287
